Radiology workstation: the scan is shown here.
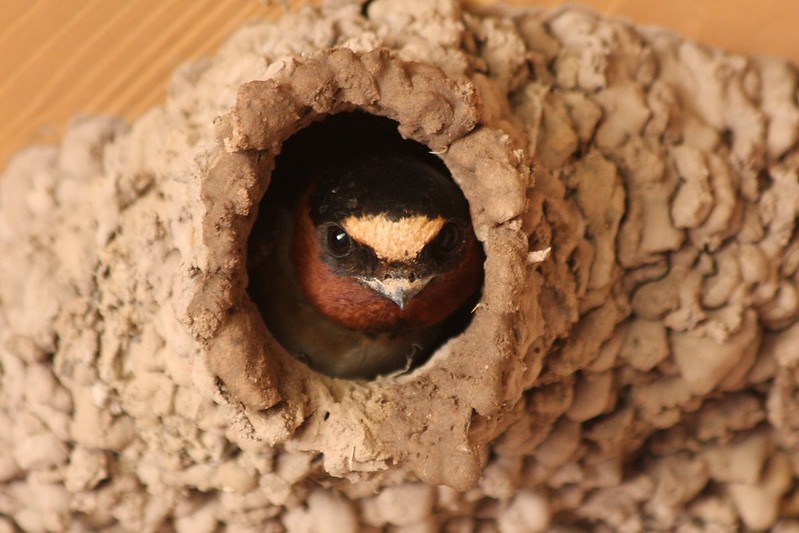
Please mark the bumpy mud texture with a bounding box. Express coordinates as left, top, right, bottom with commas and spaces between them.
3, 1, 799, 531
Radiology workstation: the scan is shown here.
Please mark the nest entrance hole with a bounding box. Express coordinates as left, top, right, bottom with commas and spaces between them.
247, 112, 482, 379
265, 112, 450, 200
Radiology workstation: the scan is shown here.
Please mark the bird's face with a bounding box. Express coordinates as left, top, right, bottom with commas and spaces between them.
320, 213, 468, 309
291, 153, 483, 333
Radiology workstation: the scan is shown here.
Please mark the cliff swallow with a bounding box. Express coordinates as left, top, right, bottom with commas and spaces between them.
249, 152, 483, 379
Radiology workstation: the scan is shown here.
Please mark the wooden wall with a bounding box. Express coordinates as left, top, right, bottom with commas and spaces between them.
1, 0, 795, 169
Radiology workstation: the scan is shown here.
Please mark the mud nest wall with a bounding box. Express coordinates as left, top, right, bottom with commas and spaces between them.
2, 1, 799, 531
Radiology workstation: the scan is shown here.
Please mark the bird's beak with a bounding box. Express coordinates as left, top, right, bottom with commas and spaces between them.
360, 275, 433, 310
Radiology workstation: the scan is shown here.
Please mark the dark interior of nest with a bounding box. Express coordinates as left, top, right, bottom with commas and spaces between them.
246, 111, 483, 378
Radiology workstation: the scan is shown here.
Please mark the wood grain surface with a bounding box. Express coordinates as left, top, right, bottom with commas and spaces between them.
1, 0, 796, 170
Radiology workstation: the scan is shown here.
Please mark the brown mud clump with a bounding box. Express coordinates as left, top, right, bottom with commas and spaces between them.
2, 1, 799, 531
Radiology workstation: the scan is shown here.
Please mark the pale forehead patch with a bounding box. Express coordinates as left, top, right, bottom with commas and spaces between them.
342, 214, 446, 262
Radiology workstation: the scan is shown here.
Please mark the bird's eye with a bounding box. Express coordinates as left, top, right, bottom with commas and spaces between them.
434, 221, 463, 256
326, 224, 352, 257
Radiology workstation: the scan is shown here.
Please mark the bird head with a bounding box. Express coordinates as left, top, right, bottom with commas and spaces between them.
291, 152, 483, 333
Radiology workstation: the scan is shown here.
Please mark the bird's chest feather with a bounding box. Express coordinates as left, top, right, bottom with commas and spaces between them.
286, 304, 439, 378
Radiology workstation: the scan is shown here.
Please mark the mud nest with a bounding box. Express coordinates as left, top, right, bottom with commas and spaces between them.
2, 1, 799, 531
